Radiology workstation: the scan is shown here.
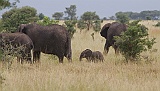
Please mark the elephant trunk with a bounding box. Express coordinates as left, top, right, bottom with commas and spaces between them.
79, 57, 82, 61
79, 54, 84, 61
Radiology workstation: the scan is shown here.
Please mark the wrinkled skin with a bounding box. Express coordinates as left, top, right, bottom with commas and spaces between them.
0, 33, 33, 64
79, 49, 104, 62
18, 23, 72, 63
100, 22, 127, 54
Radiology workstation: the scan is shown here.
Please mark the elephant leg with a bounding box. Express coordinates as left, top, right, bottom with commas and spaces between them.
66, 56, 72, 63
113, 45, 119, 55
20, 52, 26, 64
101, 59, 103, 62
33, 51, 41, 63
27, 52, 32, 64
104, 42, 110, 54
58, 56, 64, 63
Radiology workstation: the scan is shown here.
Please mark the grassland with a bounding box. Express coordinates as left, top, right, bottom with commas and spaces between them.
1, 20, 160, 91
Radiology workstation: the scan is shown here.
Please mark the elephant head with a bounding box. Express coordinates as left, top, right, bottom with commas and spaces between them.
100, 22, 127, 54
100, 23, 111, 39
17, 24, 28, 34
79, 49, 92, 61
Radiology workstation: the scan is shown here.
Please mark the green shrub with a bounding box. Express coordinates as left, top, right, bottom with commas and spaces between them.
77, 20, 87, 33
115, 20, 156, 61
37, 16, 59, 26
64, 20, 77, 38
155, 22, 160, 27
93, 20, 101, 32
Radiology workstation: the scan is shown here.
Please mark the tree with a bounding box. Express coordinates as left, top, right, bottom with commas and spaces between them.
146, 16, 151, 20
37, 16, 59, 26
77, 20, 87, 33
93, 20, 101, 32
64, 5, 77, 20
1, 6, 39, 32
102, 17, 107, 20
109, 16, 116, 20
115, 20, 156, 61
38, 13, 45, 20
52, 12, 64, 20
0, 0, 19, 10
64, 20, 77, 38
80, 11, 100, 30
116, 13, 129, 24
0, 19, 3, 32
115, 10, 160, 20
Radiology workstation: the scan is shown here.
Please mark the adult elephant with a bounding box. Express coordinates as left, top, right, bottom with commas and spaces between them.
0, 32, 33, 64
18, 23, 72, 63
100, 22, 127, 54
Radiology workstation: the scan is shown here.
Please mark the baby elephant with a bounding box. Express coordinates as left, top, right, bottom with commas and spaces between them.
79, 49, 104, 62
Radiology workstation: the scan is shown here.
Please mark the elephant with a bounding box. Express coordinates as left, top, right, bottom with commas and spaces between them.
0, 32, 33, 64
18, 23, 72, 63
100, 22, 127, 54
79, 49, 104, 62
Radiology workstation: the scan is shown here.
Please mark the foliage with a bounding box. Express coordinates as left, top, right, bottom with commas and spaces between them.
64, 5, 77, 20
116, 13, 130, 24
80, 11, 100, 30
77, 20, 87, 33
146, 16, 151, 20
64, 20, 77, 38
115, 20, 156, 61
38, 13, 45, 20
154, 22, 160, 27
0, 0, 19, 10
1, 6, 38, 32
115, 10, 160, 20
92, 20, 101, 32
102, 17, 107, 20
0, 38, 27, 69
37, 16, 59, 26
109, 16, 116, 20
0, 19, 4, 32
52, 12, 64, 20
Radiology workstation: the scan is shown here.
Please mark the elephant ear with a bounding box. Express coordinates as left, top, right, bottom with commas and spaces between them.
18, 24, 27, 33
100, 23, 111, 39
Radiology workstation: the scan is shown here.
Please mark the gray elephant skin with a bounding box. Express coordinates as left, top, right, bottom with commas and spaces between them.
0, 32, 33, 64
18, 23, 72, 63
79, 49, 104, 62
100, 22, 127, 54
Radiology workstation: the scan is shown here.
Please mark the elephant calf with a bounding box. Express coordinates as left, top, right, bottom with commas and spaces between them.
79, 49, 104, 62
0, 32, 33, 64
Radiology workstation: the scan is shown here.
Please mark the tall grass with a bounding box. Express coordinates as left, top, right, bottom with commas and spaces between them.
1, 20, 160, 91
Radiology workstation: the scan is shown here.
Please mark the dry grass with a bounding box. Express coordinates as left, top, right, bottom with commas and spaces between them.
1, 20, 160, 91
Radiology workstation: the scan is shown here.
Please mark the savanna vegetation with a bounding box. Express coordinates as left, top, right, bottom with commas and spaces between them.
0, 20, 160, 91
1, 1, 160, 91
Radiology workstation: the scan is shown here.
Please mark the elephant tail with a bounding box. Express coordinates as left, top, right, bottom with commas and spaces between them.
65, 32, 72, 61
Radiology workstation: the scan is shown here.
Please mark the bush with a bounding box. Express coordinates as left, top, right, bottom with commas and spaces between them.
115, 20, 156, 61
77, 20, 87, 33
93, 20, 101, 32
64, 20, 77, 38
155, 22, 160, 27
37, 16, 59, 26
1, 6, 38, 32
0, 39, 27, 69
